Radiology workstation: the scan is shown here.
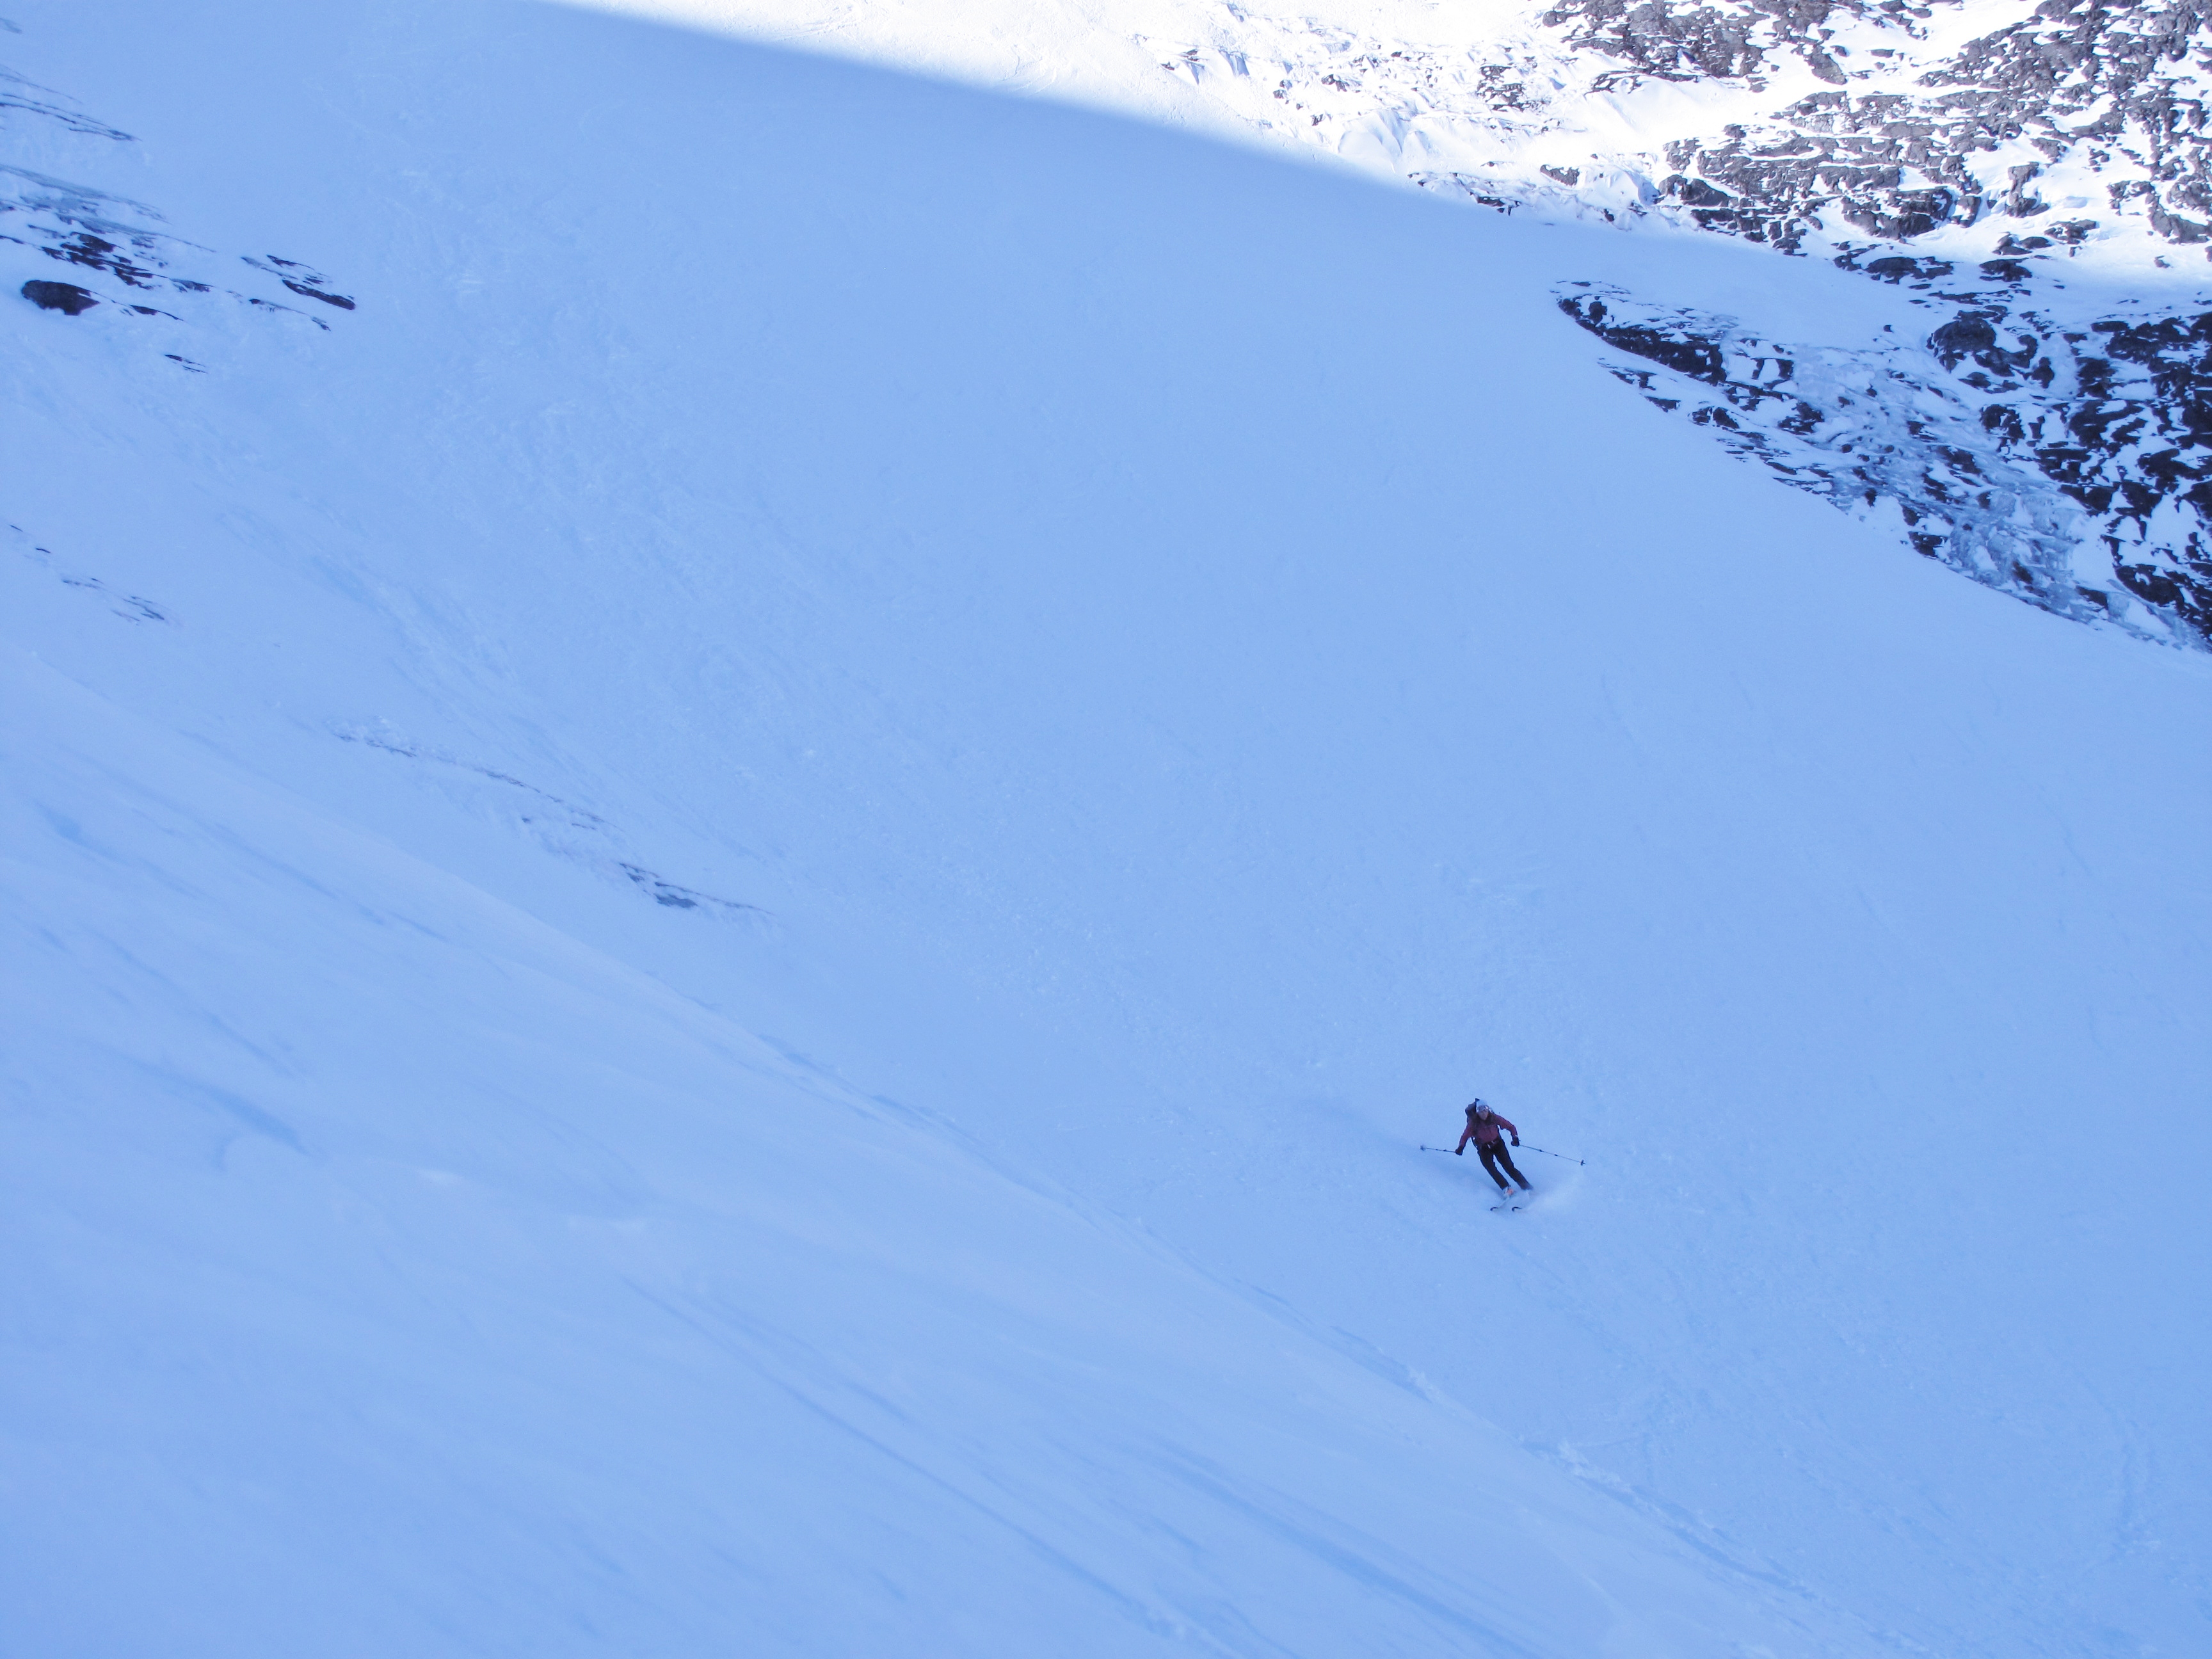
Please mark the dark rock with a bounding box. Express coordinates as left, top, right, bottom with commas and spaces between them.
1557, 292, 1726, 381
22, 280, 97, 315
280, 278, 356, 310
1929, 311, 1998, 367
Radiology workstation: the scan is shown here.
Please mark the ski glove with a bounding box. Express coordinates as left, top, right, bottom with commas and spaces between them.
1511, 1137, 1520, 1146
1454, 1147, 1463, 1155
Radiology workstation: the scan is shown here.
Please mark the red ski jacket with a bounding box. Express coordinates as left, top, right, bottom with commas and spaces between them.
1457, 1110, 1518, 1151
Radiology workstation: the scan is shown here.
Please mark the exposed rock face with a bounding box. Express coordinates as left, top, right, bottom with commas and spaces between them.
1542, 0, 1869, 88
1559, 278, 2212, 642
2024, 310, 2212, 632
1644, 0, 2212, 257
1144, 0, 2212, 645
22, 277, 97, 314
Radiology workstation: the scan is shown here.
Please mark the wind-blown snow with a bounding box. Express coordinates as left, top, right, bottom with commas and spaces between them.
3, 3, 2209, 1656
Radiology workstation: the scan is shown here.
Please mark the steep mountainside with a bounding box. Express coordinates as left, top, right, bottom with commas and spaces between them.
5, 4, 2209, 1656
662, 0, 2212, 642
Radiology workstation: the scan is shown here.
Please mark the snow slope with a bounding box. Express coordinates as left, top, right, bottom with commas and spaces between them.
4, 2, 2209, 1655
597, 0, 2212, 644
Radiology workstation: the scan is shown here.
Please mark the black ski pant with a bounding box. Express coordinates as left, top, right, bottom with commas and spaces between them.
1479, 1141, 1530, 1192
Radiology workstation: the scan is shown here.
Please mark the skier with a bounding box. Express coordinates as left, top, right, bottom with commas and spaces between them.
1455, 1100, 1533, 1196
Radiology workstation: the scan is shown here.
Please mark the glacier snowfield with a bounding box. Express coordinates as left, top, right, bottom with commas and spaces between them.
3, 3, 2208, 1656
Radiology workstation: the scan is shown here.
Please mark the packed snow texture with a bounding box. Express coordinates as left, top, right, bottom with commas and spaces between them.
4, 3, 2210, 1656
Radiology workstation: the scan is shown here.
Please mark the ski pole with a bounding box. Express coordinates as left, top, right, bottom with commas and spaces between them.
1519, 1144, 1583, 1165
1418, 1144, 1457, 1154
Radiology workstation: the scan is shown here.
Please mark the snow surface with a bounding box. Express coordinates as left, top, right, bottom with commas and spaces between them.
4, 3, 2210, 1655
